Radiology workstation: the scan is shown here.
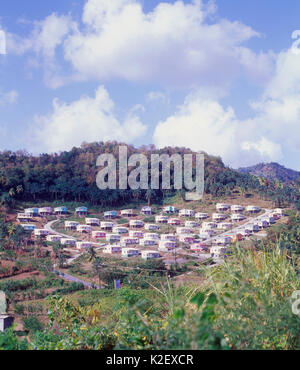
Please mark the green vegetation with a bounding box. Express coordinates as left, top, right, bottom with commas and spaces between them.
0, 142, 299, 210
1, 236, 299, 350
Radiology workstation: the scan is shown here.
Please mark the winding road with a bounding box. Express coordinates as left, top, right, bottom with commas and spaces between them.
44, 219, 102, 289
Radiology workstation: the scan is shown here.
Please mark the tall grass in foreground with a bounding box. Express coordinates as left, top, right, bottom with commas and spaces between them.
206, 245, 300, 349
1, 245, 299, 350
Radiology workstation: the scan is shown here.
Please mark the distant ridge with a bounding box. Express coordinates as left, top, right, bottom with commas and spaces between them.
238, 162, 300, 183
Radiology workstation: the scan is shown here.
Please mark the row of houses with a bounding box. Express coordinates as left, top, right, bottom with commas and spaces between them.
216, 203, 261, 213
103, 246, 160, 260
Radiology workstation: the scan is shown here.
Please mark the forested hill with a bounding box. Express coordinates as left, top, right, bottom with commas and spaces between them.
0, 142, 299, 208
238, 162, 300, 184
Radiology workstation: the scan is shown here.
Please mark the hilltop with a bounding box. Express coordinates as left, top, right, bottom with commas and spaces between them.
0, 142, 299, 209
238, 162, 300, 184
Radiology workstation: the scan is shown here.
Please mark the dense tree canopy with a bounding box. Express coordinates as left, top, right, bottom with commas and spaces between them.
0, 142, 299, 208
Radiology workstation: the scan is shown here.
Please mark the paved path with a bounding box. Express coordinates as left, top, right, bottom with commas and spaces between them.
45, 219, 102, 289
53, 269, 101, 289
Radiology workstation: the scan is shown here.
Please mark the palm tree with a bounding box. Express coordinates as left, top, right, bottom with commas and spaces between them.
87, 246, 97, 263
93, 257, 102, 287
146, 189, 153, 206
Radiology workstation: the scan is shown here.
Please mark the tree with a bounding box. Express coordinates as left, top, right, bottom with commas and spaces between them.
93, 257, 102, 287
87, 246, 97, 263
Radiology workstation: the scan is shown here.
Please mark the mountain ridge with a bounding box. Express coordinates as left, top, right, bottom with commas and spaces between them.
238, 162, 300, 183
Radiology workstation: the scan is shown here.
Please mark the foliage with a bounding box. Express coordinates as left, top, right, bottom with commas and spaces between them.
0, 328, 28, 350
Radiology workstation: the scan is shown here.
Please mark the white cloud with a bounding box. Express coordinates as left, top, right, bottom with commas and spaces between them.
29, 85, 147, 153
8, 0, 274, 89
61, 0, 273, 87
146, 91, 169, 104
7, 13, 76, 88
0, 29, 6, 55
0, 90, 18, 105
153, 43, 300, 169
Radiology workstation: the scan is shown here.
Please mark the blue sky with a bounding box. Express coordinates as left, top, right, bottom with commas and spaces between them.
1, 0, 300, 170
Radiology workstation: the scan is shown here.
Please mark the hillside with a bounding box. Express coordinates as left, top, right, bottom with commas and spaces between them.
238, 162, 300, 184
0, 142, 299, 210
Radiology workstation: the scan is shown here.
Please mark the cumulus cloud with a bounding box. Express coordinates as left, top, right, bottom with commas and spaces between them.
146, 91, 169, 104
7, 13, 77, 88
0, 90, 18, 105
8, 0, 274, 89
62, 0, 273, 87
154, 44, 300, 169
29, 86, 147, 154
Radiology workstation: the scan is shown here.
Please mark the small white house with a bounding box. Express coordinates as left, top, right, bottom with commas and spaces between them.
212, 213, 226, 221
231, 214, 246, 222
263, 215, 275, 224
139, 238, 158, 247
195, 212, 209, 220
258, 220, 268, 229
155, 215, 168, 224
34, 229, 49, 237
242, 227, 252, 235
121, 209, 137, 217
121, 237, 139, 247
75, 207, 88, 216
190, 243, 208, 252
210, 246, 227, 258
60, 238, 76, 246
216, 203, 230, 211
104, 211, 118, 219
129, 220, 144, 229
185, 220, 199, 228
25, 208, 39, 217
76, 225, 92, 233
122, 248, 139, 258
76, 241, 92, 250
65, 221, 79, 230
179, 234, 195, 244
202, 222, 217, 230
199, 230, 215, 240
231, 205, 245, 213
101, 221, 115, 230
215, 236, 232, 246
163, 206, 178, 214
54, 206, 67, 215
161, 234, 177, 242
274, 208, 285, 216
176, 227, 192, 235
85, 218, 100, 226
158, 240, 176, 251
179, 209, 195, 218
106, 234, 121, 242
238, 230, 250, 238
20, 224, 36, 231
92, 231, 106, 239
248, 224, 260, 232
168, 218, 181, 225
217, 222, 232, 230
17, 213, 31, 222
141, 250, 161, 260
112, 226, 129, 235
103, 245, 122, 254
38, 207, 53, 216
246, 205, 261, 213
144, 233, 160, 240
144, 223, 159, 231
129, 230, 144, 238
46, 234, 62, 242
140, 206, 152, 215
